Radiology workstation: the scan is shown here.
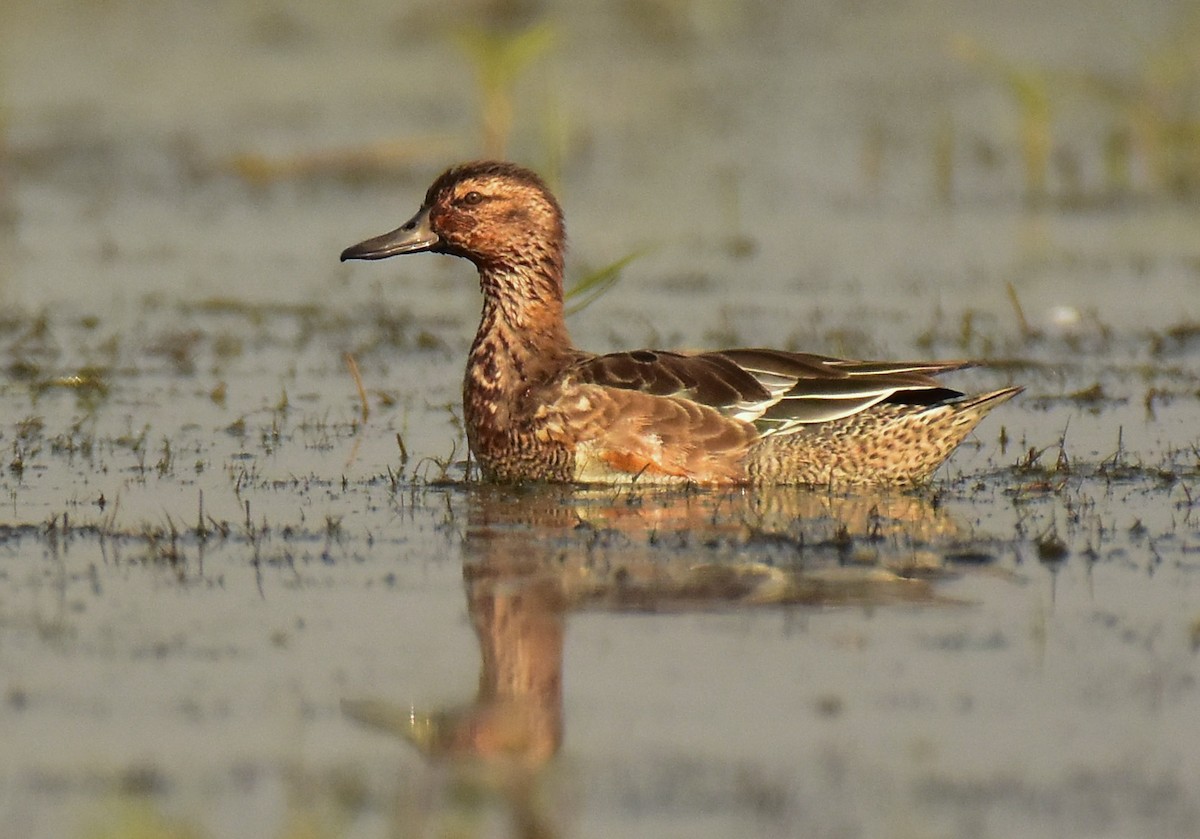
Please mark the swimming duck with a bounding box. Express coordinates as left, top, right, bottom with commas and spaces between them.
341, 161, 1020, 486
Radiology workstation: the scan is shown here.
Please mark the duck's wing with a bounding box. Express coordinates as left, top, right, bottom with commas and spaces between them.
569, 348, 971, 438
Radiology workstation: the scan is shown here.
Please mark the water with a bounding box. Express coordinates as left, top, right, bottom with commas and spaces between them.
2, 1, 1199, 837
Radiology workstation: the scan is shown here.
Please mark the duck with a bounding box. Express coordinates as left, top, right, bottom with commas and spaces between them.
340, 161, 1021, 486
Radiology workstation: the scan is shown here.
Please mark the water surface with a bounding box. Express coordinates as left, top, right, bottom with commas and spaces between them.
2, 1, 1199, 837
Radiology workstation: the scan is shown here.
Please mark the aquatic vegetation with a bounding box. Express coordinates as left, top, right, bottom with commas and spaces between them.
952, 9, 1200, 204
0, 59, 16, 231
1087, 9, 1200, 197
227, 18, 561, 184
84, 798, 203, 839
563, 248, 645, 316
28, 366, 110, 405
952, 35, 1053, 203
453, 21, 557, 159
227, 137, 457, 186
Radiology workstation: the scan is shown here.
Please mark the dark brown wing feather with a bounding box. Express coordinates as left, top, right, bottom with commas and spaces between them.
569, 350, 773, 408
569, 348, 973, 437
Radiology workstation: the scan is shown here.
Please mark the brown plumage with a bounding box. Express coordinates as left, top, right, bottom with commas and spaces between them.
341, 161, 1021, 486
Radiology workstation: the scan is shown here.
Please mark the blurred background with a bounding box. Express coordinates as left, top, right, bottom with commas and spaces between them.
2, 0, 1197, 345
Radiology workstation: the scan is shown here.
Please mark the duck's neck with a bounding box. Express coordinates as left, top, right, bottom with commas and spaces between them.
471, 257, 574, 363
465, 262, 576, 422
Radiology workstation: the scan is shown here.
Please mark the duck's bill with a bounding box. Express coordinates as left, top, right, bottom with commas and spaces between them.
340, 206, 438, 261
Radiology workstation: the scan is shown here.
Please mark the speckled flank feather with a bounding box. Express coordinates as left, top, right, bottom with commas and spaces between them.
341, 161, 1022, 487
746, 388, 1021, 486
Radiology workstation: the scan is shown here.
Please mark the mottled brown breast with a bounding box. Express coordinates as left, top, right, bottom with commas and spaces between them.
463, 320, 578, 482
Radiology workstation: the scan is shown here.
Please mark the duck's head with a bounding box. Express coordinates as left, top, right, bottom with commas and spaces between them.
340, 161, 565, 276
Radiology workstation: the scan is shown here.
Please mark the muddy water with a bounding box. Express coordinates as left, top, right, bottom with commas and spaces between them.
2, 1, 1200, 838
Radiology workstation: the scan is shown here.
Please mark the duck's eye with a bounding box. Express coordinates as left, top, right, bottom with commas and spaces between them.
460, 191, 484, 206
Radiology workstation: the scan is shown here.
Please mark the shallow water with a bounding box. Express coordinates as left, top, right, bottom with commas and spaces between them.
2, 1, 1200, 838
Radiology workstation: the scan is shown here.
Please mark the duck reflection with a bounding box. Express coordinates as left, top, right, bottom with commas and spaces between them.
345, 484, 978, 836
461, 484, 970, 613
